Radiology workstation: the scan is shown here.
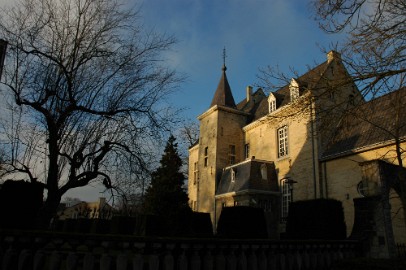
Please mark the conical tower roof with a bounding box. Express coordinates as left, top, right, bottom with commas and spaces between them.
210, 65, 236, 108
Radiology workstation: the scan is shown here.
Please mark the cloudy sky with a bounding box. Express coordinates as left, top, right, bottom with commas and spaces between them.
0, 0, 346, 201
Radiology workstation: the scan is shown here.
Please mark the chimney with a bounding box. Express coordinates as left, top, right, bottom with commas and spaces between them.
327, 50, 341, 63
246, 86, 252, 102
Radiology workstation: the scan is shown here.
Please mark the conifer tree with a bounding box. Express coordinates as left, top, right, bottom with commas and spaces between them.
143, 135, 190, 217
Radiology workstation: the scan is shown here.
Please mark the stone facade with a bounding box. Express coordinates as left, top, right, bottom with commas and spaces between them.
188, 51, 406, 246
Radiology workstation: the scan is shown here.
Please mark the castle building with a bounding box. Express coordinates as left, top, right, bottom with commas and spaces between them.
188, 51, 406, 248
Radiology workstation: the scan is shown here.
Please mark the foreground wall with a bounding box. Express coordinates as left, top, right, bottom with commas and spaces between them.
0, 230, 360, 270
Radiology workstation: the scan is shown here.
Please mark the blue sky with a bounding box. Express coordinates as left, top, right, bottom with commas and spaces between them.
140, 0, 343, 123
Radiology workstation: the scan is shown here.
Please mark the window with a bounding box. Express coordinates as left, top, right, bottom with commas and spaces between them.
204, 147, 208, 167
269, 99, 276, 112
277, 126, 289, 158
231, 169, 236, 182
268, 94, 276, 113
193, 162, 198, 185
289, 78, 300, 101
281, 179, 292, 221
229, 145, 236, 165
357, 180, 378, 197
245, 143, 250, 159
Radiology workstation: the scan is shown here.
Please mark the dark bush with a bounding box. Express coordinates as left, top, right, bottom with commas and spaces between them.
217, 206, 268, 239
190, 212, 213, 237
62, 219, 76, 232
110, 216, 136, 235
91, 219, 111, 234
0, 180, 44, 229
134, 214, 163, 236
134, 211, 213, 237
285, 199, 346, 240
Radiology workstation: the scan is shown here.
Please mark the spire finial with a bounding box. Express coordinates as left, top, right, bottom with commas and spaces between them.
222, 47, 227, 71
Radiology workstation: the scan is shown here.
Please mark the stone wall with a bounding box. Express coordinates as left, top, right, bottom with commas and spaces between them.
0, 230, 360, 270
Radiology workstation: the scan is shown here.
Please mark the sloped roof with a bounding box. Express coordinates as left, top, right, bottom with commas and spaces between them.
236, 88, 267, 122
236, 61, 331, 122
270, 62, 329, 106
216, 160, 279, 195
322, 87, 406, 159
210, 65, 236, 108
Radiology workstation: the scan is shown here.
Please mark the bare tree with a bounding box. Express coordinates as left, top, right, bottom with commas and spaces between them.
0, 0, 181, 228
312, 0, 405, 96
179, 121, 200, 148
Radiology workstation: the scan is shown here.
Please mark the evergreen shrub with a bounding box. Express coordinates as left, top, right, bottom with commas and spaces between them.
0, 180, 44, 229
285, 199, 346, 240
190, 212, 213, 237
217, 206, 268, 239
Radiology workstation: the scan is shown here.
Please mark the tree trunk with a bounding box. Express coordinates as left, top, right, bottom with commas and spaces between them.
36, 191, 62, 229
36, 127, 61, 229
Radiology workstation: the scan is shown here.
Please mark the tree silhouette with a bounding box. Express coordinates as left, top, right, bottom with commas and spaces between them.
0, 0, 180, 228
311, 0, 405, 97
143, 135, 190, 218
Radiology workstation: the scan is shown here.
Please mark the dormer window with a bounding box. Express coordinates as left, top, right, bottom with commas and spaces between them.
289, 78, 300, 102
268, 93, 276, 113
231, 168, 236, 182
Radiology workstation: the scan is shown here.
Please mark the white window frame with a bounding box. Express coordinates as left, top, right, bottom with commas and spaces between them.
277, 125, 289, 158
281, 179, 292, 221
231, 168, 236, 183
268, 94, 276, 113
289, 78, 300, 101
